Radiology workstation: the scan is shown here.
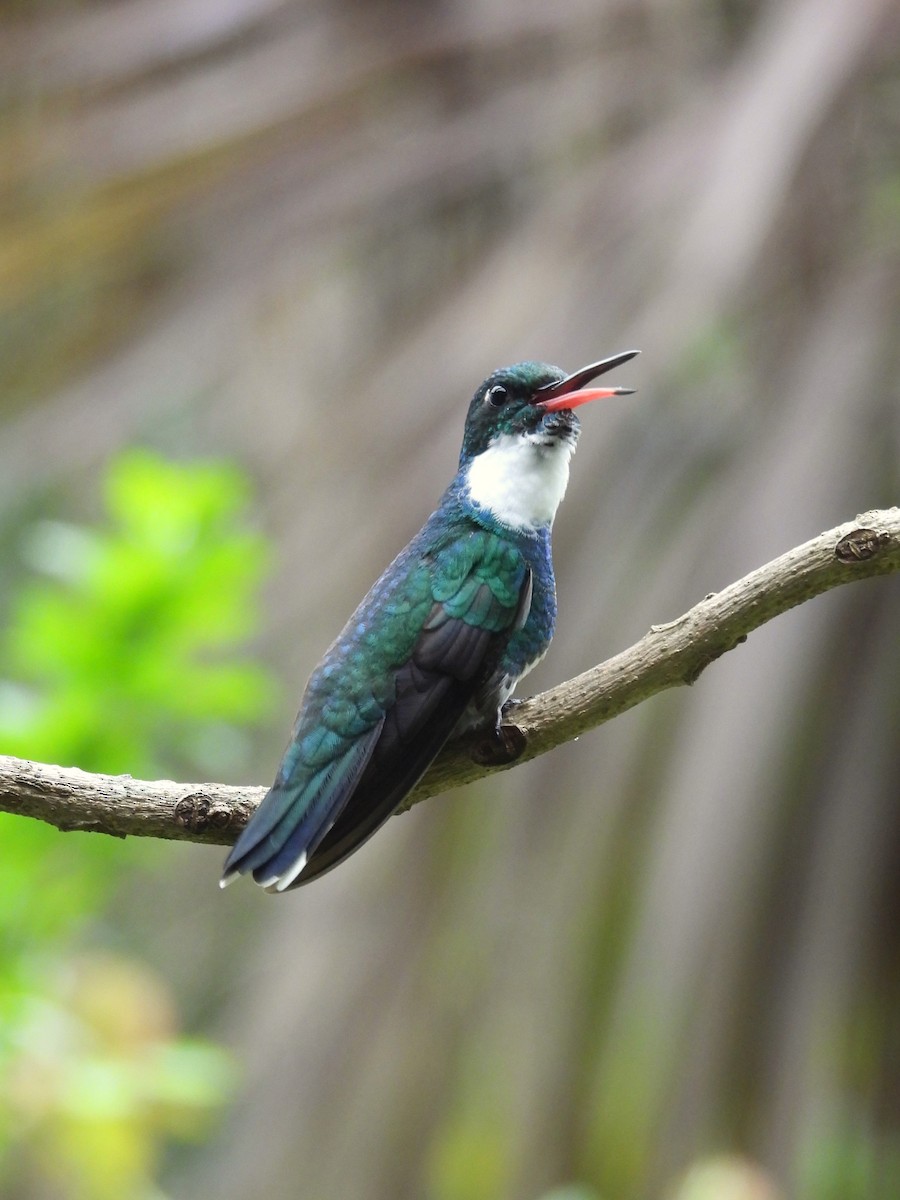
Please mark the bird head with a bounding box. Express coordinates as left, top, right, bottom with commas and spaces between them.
459, 349, 638, 467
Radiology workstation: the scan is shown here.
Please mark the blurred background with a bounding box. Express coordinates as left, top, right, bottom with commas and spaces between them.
1, 1, 899, 1198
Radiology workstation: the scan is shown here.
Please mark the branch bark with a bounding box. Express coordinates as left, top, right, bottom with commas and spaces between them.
1, 508, 897, 847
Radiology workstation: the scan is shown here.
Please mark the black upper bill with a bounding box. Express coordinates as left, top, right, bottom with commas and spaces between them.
537, 349, 640, 401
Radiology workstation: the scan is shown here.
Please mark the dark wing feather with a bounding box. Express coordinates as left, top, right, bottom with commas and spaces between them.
293, 607, 499, 885
221, 532, 531, 892
221, 719, 384, 891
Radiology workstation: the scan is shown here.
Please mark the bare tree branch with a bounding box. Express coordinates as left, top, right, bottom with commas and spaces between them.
1, 508, 897, 847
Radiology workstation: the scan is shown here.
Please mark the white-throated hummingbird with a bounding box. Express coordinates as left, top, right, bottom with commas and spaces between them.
221, 350, 638, 892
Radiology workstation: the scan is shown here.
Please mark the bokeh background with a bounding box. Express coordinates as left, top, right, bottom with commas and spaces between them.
1, 1, 899, 1198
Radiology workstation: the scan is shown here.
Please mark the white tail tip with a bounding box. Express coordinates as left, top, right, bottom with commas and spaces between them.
273, 851, 308, 893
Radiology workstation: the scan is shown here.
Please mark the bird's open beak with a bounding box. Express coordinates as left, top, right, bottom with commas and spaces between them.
536, 349, 639, 412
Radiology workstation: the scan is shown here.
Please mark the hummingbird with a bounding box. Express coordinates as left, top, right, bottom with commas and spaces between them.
221, 349, 638, 892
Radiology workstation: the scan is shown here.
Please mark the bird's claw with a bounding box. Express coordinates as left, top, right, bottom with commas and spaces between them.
470, 721, 527, 767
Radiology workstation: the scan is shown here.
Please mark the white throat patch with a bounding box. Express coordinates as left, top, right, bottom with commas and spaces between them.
465, 432, 574, 530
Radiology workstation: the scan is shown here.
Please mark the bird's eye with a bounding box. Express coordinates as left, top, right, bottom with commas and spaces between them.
486, 385, 508, 408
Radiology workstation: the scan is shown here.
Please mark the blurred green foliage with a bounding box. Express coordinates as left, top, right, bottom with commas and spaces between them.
0, 449, 273, 776
0, 450, 275, 1199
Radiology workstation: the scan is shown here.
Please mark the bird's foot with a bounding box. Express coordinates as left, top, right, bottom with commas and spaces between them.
470, 720, 527, 767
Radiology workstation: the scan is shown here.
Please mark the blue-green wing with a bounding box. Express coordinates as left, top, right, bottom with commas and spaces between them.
221, 531, 530, 891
